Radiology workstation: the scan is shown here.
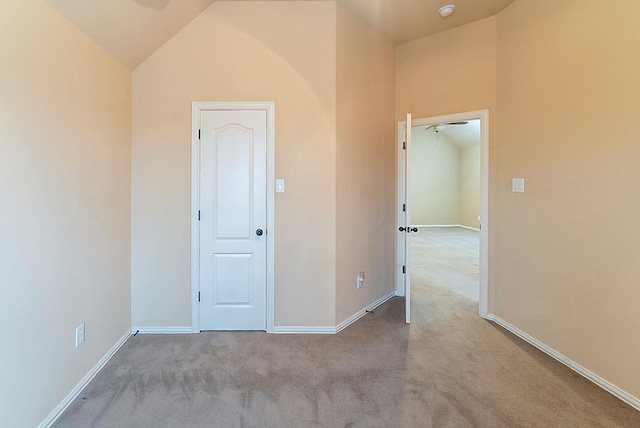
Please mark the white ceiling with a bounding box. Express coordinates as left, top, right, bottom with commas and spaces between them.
45, 0, 516, 70
415, 120, 480, 149
441, 120, 480, 148
338, 0, 514, 45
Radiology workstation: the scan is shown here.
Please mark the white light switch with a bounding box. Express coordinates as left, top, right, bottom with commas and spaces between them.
276, 179, 285, 193
512, 178, 525, 193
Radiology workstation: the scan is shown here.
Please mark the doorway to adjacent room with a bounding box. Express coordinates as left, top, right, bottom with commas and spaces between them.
396, 110, 489, 322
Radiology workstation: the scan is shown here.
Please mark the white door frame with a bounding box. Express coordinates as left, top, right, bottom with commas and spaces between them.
191, 101, 275, 333
396, 109, 490, 318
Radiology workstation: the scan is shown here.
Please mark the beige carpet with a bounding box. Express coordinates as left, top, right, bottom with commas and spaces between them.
53, 246, 639, 426
411, 227, 479, 302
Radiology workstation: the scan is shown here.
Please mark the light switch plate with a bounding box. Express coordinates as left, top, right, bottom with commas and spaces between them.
512, 178, 525, 193
75, 323, 85, 348
275, 179, 285, 193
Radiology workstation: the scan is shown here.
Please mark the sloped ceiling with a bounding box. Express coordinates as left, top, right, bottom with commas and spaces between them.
440, 120, 480, 149
45, 0, 515, 70
414, 120, 480, 149
45, 0, 217, 69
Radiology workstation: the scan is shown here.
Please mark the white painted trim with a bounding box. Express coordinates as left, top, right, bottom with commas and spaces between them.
191, 102, 276, 334
275, 292, 396, 334
395, 123, 407, 297
131, 327, 192, 334
38, 330, 131, 428
397, 109, 490, 318
458, 225, 480, 232
488, 314, 640, 412
413, 224, 480, 231
336, 291, 396, 333
273, 326, 337, 334
478, 110, 490, 319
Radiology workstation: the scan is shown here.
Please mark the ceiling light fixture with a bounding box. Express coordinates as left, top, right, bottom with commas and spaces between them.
438, 5, 455, 18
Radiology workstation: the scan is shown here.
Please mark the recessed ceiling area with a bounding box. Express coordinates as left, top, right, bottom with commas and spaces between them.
45, 0, 516, 70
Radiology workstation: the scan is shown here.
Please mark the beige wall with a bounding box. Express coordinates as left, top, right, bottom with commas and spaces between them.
410, 129, 480, 228
131, 1, 338, 327
460, 145, 481, 228
396, 16, 497, 122
397, 1, 640, 401
410, 130, 460, 225
495, 0, 640, 399
335, 5, 395, 324
0, 1, 131, 426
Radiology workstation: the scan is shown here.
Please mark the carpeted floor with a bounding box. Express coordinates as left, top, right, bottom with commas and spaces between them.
411, 227, 479, 302
53, 233, 640, 427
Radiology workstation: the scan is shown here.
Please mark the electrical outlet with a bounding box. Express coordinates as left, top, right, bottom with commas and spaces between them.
357, 272, 365, 289
75, 323, 85, 348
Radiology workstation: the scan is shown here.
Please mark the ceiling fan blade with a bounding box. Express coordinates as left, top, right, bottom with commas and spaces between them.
445, 121, 469, 125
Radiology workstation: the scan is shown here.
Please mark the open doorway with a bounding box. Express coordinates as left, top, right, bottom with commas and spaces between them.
411, 120, 480, 303
396, 110, 489, 320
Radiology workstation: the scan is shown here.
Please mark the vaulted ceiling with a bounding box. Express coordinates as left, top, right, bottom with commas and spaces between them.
45, 0, 515, 70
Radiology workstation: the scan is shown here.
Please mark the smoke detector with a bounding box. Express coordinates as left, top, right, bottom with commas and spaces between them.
438, 5, 455, 17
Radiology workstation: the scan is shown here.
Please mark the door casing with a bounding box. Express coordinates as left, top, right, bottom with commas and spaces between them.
191, 101, 275, 333
396, 109, 490, 318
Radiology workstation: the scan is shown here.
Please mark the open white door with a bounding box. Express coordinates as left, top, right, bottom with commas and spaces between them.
403, 113, 413, 323
397, 110, 489, 322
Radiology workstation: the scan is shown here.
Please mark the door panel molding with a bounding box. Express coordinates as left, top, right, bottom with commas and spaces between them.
191, 101, 275, 333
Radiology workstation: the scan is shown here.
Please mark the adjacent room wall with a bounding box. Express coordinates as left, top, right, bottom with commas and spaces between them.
335, 4, 395, 324
131, 1, 338, 328
460, 145, 481, 228
410, 130, 460, 225
495, 0, 640, 399
0, 1, 131, 426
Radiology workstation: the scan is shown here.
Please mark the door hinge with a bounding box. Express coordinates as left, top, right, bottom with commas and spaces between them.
198, 292, 201, 302
198, 129, 201, 140
198, 210, 201, 221
403, 141, 406, 150
402, 266, 406, 274
403, 204, 406, 212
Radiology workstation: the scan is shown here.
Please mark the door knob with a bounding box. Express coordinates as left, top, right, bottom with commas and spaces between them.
399, 227, 407, 232
410, 227, 418, 233
256, 229, 263, 236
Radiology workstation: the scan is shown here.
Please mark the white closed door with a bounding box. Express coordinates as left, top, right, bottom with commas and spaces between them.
199, 110, 267, 330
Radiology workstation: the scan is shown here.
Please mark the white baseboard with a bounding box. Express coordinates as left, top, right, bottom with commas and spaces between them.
273, 326, 336, 334
488, 314, 640, 412
274, 291, 396, 334
457, 224, 480, 231
39, 330, 131, 428
131, 327, 192, 334
336, 291, 396, 333
415, 224, 479, 231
